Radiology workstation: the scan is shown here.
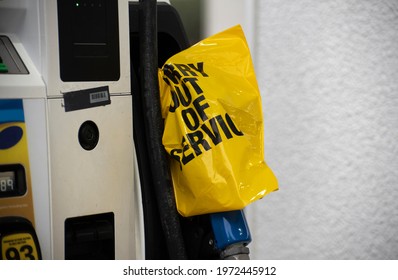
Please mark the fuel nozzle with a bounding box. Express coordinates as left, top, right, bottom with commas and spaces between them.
210, 210, 251, 260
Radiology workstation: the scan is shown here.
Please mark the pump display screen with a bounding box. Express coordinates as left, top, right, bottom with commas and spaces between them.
0, 171, 15, 193
0, 165, 26, 198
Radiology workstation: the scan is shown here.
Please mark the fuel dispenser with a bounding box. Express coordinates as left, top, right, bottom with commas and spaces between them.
1, 0, 253, 260
0, 0, 140, 259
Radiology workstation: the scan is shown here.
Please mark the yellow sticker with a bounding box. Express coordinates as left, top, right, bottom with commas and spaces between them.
1, 233, 39, 260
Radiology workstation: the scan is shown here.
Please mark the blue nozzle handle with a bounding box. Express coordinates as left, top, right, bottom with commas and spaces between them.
210, 210, 252, 250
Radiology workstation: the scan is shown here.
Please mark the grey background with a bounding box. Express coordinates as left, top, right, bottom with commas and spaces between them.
247, 0, 398, 259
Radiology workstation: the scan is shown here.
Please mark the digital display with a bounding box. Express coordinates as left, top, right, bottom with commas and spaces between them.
0, 164, 26, 198
0, 171, 15, 193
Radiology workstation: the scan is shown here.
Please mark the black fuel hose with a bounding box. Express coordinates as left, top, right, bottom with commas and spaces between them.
138, 0, 187, 259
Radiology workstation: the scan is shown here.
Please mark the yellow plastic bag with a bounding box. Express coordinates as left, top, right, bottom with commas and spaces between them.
158, 25, 278, 217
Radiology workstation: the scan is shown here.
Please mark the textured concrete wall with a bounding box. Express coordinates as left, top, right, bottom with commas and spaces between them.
246, 0, 398, 259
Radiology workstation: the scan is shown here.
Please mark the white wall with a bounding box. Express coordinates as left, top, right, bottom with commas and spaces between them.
203, 0, 398, 259
202, 0, 256, 51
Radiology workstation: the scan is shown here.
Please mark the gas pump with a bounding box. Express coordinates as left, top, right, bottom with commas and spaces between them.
1, 0, 253, 260
0, 0, 141, 259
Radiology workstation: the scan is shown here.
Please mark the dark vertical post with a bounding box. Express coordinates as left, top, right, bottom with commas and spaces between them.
139, 0, 187, 259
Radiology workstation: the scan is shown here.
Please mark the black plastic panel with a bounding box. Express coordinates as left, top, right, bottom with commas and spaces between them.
65, 212, 115, 260
57, 0, 120, 82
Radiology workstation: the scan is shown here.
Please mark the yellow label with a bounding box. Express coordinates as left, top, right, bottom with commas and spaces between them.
1, 233, 39, 260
